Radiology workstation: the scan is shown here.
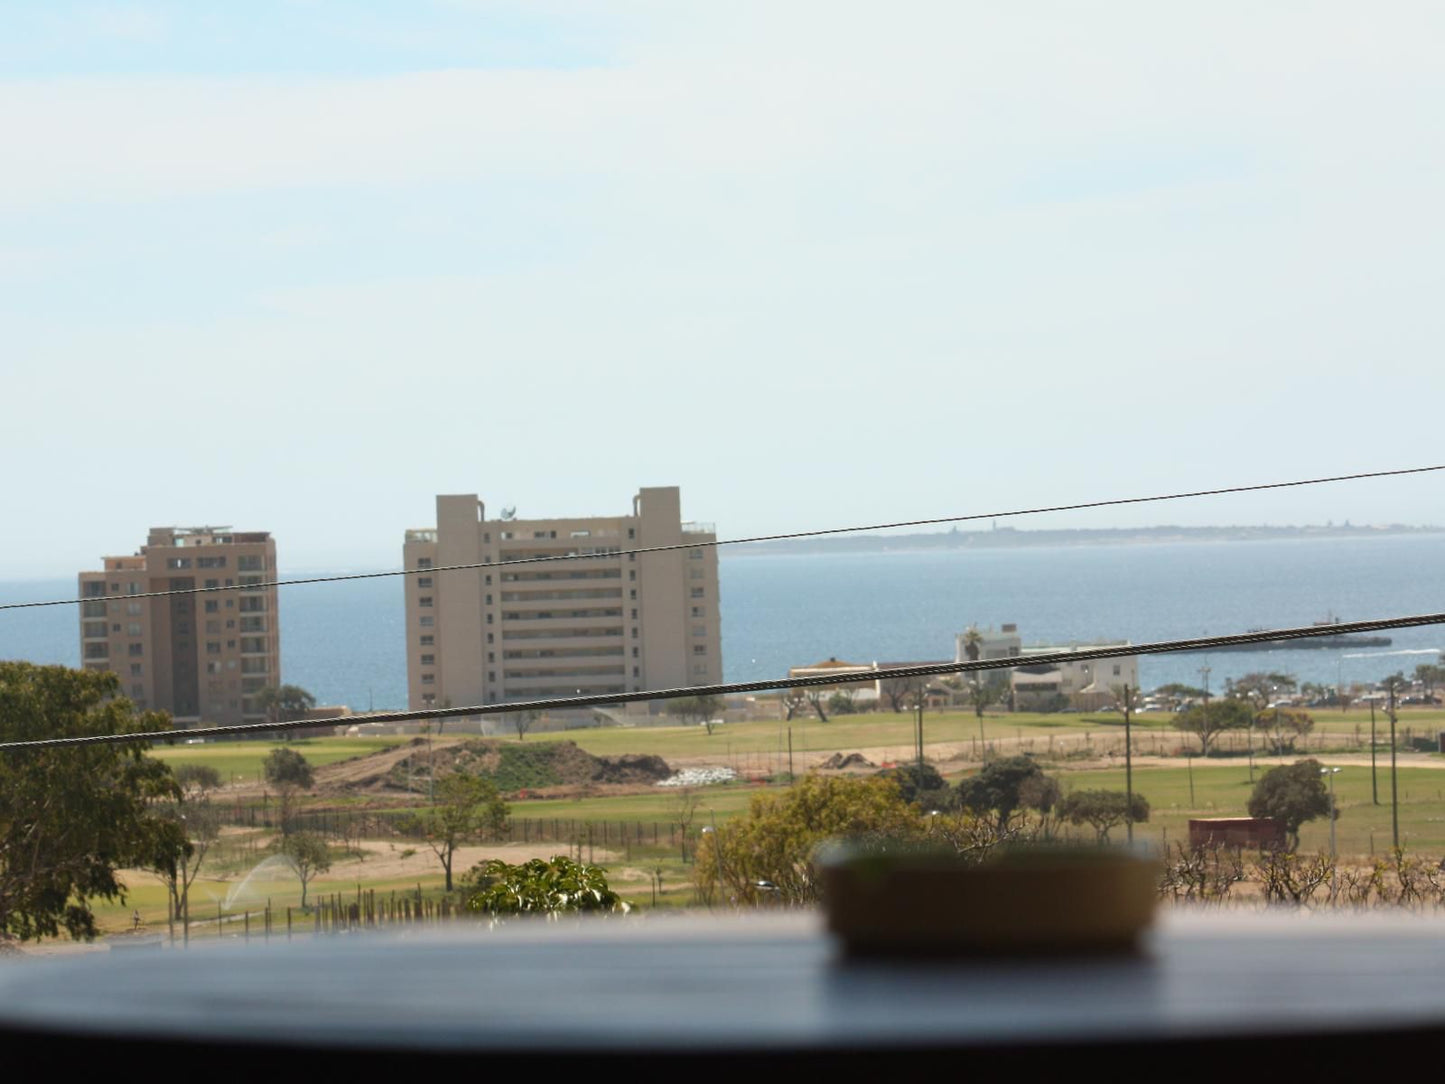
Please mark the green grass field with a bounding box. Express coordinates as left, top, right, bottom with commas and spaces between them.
149, 735, 410, 784
63, 709, 1445, 939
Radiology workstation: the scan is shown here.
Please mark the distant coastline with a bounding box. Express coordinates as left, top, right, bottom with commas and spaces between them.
726, 523, 1445, 557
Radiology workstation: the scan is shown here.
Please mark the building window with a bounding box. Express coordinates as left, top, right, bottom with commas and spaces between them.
689, 549, 703, 560
630, 609, 638, 619
419, 597, 433, 608
83, 582, 107, 598
240, 617, 266, 632
630, 589, 637, 600
420, 654, 435, 666
691, 607, 704, 618
204, 579, 219, 589
633, 666, 640, 678
127, 643, 144, 657
693, 644, 707, 655
417, 557, 433, 570
82, 621, 107, 639
83, 644, 108, 659
127, 582, 140, 595
82, 600, 106, 617
486, 633, 494, 644
238, 597, 265, 613
206, 620, 221, 634
237, 555, 263, 572
128, 623, 143, 635
204, 600, 219, 613
690, 568, 704, 580
130, 663, 143, 676
488, 672, 495, 682
206, 642, 221, 655
126, 601, 143, 616
692, 625, 706, 637
197, 556, 226, 569
111, 623, 121, 633
417, 577, 433, 589
420, 635, 434, 646
690, 587, 704, 599
419, 616, 434, 628
166, 558, 192, 570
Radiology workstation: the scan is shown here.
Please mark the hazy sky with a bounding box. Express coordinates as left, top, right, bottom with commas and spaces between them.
4, 2, 1443, 578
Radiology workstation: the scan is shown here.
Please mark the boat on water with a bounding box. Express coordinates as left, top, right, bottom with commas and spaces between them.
1188, 616, 1392, 653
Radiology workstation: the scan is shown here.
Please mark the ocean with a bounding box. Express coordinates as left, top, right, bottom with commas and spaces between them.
3, 533, 1442, 711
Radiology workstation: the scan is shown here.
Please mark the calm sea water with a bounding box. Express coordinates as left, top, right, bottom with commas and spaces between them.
3, 534, 1442, 711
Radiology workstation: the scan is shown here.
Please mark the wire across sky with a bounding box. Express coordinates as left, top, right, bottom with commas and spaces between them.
2, 463, 1440, 612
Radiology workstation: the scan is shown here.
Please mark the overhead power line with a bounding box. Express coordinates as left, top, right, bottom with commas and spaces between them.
4, 609, 1442, 750
4, 463, 1441, 612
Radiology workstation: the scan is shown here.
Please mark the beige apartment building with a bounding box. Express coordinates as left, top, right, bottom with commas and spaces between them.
78, 527, 281, 725
403, 488, 722, 713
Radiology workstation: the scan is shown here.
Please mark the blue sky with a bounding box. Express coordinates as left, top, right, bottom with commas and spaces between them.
4, 3, 1445, 577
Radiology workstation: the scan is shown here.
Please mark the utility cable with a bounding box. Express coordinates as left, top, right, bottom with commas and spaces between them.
3, 463, 1440, 612
3, 609, 1441, 750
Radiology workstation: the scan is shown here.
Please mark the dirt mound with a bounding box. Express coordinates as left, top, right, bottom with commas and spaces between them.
818, 752, 876, 770
315, 738, 672, 796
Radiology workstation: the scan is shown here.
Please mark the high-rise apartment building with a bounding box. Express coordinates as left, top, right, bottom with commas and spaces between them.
403, 487, 722, 712
78, 527, 281, 725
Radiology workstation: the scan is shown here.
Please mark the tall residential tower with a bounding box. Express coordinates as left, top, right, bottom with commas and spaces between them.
403, 487, 722, 712
78, 527, 281, 725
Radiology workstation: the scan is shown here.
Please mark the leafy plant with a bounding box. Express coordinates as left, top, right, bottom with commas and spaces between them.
466, 856, 626, 917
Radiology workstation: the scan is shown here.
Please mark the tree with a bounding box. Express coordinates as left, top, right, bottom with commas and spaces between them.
879, 672, 925, 713
826, 690, 859, 715
1413, 663, 1445, 700
781, 689, 808, 721
400, 771, 509, 891
151, 790, 220, 943
966, 673, 1010, 727
510, 709, 540, 740
955, 756, 1061, 833
1257, 707, 1315, 756
0, 663, 182, 941
961, 626, 984, 662
175, 763, 223, 794
667, 694, 725, 735
1059, 789, 1150, 843
1247, 759, 1333, 851
256, 684, 317, 725
1228, 672, 1298, 712
279, 831, 331, 908
467, 856, 625, 917
877, 763, 954, 811
263, 746, 314, 833
1173, 698, 1253, 756
693, 775, 924, 906
804, 689, 830, 723
1154, 683, 1206, 706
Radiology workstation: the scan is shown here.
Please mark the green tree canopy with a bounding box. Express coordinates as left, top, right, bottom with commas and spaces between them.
1059, 789, 1150, 843
467, 856, 625, 917
1173, 698, 1253, 756
877, 762, 952, 810
955, 756, 1060, 832
0, 663, 182, 941
256, 684, 317, 724
693, 774, 923, 906
401, 771, 509, 891
263, 746, 314, 789
279, 831, 331, 908
1247, 758, 1334, 851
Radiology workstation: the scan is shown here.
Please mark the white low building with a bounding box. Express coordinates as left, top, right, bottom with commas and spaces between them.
957, 623, 1139, 710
